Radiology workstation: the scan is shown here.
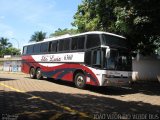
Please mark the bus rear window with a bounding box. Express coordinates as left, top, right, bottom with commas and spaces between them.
23, 46, 27, 55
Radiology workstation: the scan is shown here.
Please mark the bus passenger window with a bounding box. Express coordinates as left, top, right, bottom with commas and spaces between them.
71, 37, 78, 50
59, 39, 70, 51
86, 34, 100, 49
50, 41, 57, 52
63, 39, 70, 51
71, 36, 85, 50
33, 44, 41, 53
41, 42, 49, 53
59, 40, 63, 51
78, 36, 85, 49
27, 45, 33, 54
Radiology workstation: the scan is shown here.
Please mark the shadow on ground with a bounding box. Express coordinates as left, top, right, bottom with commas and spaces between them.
46, 78, 160, 96
0, 78, 16, 81
130, 81, 160, 96
0, 89, 159, 120
23, 76, 160, 96
45, 78, 137, 96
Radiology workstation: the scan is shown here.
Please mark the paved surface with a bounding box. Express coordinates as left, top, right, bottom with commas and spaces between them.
0, 72, 160, 120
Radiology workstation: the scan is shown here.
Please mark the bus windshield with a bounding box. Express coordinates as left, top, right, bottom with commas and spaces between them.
103, 48, 132, 71
102, 34, 127, 48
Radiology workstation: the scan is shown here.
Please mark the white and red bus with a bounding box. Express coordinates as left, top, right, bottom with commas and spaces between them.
22, 31, 132, 88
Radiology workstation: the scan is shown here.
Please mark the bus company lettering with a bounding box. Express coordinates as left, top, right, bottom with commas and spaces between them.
64, 54, 73, 60
41, 55, 61, 62
50, 55, 61, 62
41, 56, 48, 62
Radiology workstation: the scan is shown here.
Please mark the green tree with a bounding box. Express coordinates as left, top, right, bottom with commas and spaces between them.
72, 0, 101, 32
50, 28, 78, 37
0, 37, 12, 50
72, 0, 117, 32
0, 37, 20, 57
2, 47, 21, 56
29, 31, 46, 42
113, 0, 160, 55
73, 0, 160, 55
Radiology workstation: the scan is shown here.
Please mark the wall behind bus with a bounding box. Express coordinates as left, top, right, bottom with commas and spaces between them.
132, 54, 160, 82
0, 56, 22, 72
3, 60, 22, 72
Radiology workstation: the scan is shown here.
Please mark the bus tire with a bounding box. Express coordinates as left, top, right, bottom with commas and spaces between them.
74, 73, 86, 89
36, 68, 43, 80
30, 67, 36, 79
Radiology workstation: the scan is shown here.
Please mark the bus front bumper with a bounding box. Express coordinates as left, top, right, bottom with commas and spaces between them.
102, 77, 132, 86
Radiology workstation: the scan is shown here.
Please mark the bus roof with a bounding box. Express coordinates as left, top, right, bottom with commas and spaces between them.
24, 31, 126, 46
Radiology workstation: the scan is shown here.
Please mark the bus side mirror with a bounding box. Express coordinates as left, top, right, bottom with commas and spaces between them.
106, 49, 110, 58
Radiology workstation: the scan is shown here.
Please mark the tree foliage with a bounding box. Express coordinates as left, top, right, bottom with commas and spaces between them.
50, 28, 78, 37
1, 47, 21, 56
0, 37, 21, 57
0, 37, 12, 49
72, 0, 117, 32
72, 0, 160, 55
29, 31, 46, 42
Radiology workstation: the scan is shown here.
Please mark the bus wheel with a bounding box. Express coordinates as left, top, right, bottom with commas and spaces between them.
74, 73, 86, 89
36, 68, 43, 80
30, 67, 36, 79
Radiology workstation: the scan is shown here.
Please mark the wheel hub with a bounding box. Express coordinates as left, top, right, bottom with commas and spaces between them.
37, 70, 41, 78
77, 76, 84, 87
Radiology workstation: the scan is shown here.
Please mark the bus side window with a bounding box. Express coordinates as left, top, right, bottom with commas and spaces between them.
71, 36, 85, 50
71, 37, 78, 50
59, 39, 70, 51
63, 38, 70, 51
50, 41, 57, 52
86, 34, 100, 49
41, 42, 49, 53
27, 45, 33, 54
23, 46, 27, 55
59, 39, 64, 51
33, 44, 41, 54
78, 36, 85, 49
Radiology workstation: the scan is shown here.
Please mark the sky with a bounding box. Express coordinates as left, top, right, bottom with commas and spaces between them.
0, 0, 82, 51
